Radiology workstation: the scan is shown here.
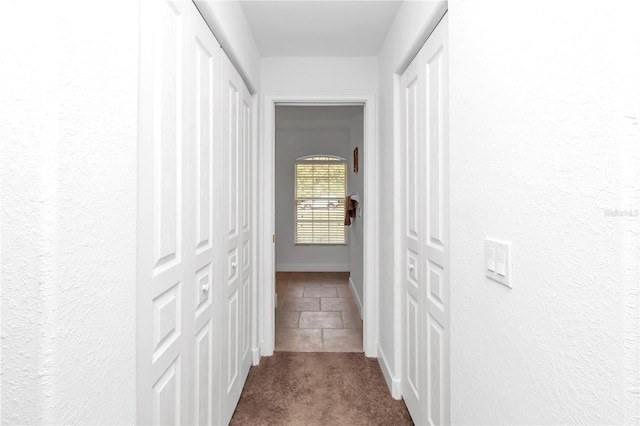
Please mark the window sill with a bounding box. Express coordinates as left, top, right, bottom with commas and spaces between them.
294, 243, 348, 246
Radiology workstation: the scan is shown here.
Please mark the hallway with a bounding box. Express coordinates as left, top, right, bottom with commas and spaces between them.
3, 0, 639, 424
275, 272, 363, 352
229, 352, 411, 425
228, 273, 380, 424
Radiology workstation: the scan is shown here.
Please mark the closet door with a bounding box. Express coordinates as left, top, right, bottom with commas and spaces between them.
220, 52, 252, 425
137, 0, 193, 424
189, 6, 221, 425
422, 14, 449, 426
400, 13, 449, 426
401, 44, 424, 423
139, 3, 254, 424
239, 72, 253, 386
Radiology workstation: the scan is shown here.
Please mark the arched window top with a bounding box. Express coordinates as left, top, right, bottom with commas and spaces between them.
297, 155, 346, 163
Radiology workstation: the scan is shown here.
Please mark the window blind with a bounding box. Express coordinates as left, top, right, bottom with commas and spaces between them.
294, 157, 347, 244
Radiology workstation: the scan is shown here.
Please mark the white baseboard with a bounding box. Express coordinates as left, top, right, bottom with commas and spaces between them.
259, 338, 274, 357
377, 342, 402, 399
252, 346, 260, 366
275, 263, 349, 272
349, 277, 363, 318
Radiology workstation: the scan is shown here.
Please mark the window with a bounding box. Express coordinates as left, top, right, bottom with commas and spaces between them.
295, 155, 347, 244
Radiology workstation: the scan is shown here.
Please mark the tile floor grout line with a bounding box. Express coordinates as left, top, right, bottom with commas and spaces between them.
275, 273, 362, 352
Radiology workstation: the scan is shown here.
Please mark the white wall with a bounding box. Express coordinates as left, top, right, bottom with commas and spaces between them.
449, 1, 640, 424
275, 124, 351, 272
261, 57, 377, 95
195, 0, 261, 92
0, 1, 138, 423
348, 113, 365, 312
376, 0, 447, 395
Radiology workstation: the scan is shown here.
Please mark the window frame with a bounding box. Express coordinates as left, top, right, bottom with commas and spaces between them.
293, 155, 348, 245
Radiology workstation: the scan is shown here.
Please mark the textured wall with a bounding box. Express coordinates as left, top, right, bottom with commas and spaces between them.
0, 2, 57, 422
449, 1, 640, 424
1, 1, 138, 423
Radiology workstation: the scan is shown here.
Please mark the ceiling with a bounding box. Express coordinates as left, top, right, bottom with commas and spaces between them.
239, 1, 402, 57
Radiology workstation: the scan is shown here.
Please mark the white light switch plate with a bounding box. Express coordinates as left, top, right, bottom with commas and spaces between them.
486, 247, 495, 272
485, 238, 512, 288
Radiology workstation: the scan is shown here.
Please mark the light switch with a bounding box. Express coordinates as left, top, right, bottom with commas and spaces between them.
486, 248, 495, 272
496, 249, 506, 276
485, 238, 512, 288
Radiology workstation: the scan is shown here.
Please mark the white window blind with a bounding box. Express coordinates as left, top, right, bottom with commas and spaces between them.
295, 156, 347, 244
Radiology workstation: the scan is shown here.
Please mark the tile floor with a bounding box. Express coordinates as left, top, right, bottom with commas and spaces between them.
275, 272, 363, 352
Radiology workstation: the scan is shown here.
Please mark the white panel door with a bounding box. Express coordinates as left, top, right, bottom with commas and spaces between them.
239, 80, 253, 382
220, 52, 253, 425
401, 13, 449, 426
139, 2, 227, 424
401, 45, 424, 422
422, 14, 449, 426
139, 3, 254, 424
189, 6, 221, 426
138, 0, 193, 424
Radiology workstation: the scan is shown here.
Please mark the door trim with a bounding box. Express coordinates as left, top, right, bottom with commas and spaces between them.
259, 94, 379, 357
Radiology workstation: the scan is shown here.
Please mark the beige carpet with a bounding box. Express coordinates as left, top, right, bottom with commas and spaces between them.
230, 352, 413, 425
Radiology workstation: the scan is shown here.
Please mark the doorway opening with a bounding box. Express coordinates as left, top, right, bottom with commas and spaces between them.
258, 95, 379, 359
274, 105, 364, 351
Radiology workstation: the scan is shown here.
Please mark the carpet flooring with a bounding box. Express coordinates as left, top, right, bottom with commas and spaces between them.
230, 352, 413, 425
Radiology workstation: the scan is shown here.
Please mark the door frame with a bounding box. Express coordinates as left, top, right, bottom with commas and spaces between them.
258, 94, 379, 358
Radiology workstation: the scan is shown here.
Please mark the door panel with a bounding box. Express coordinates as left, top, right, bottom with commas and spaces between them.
153, 358, 181, 425
140, 3, 253, 424
138, 1, 191, 424
242, 99, 251, 235
228, 81, 240, 240
194, 35, 213, 255
195, 322, 212, 425
227, 289, 239, 391
153, 0, 182, 271
223, 74, 240, 417
427, 315, 444, 425
406, 72, 420, 242
407, 294, 419, 395
422, 14, 449, 426
239, 83, 253, 380
401, 47, 423, 422
190, 7, 220, 424
242, 276, 250, 358
220, 52, 253, 425
139, 2, 224, 424
152, 282, 181, 362
401, 13, 449, 426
